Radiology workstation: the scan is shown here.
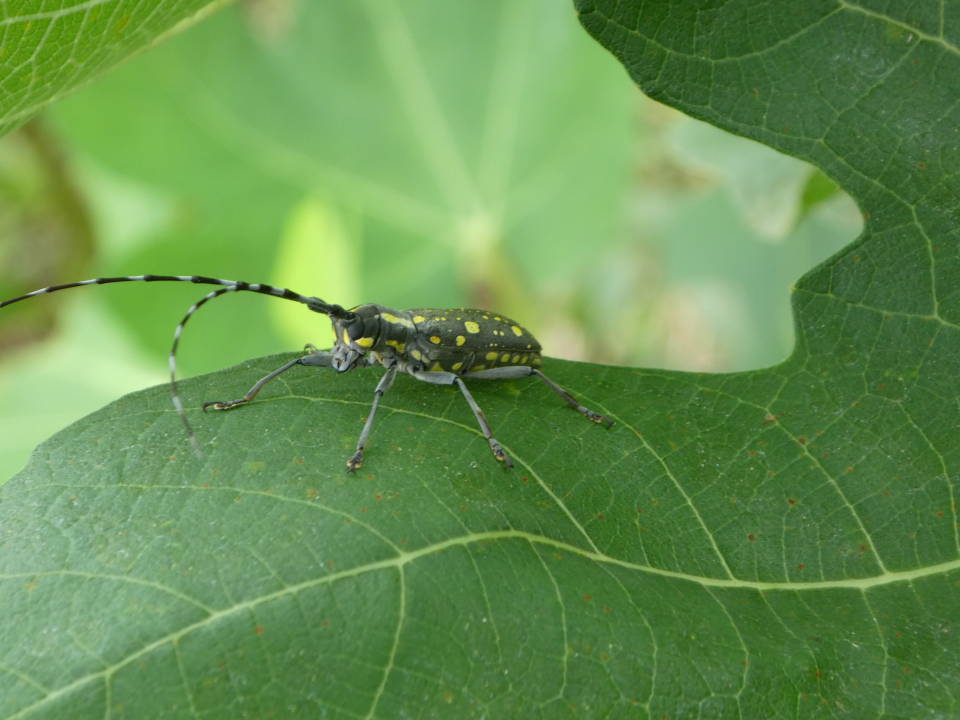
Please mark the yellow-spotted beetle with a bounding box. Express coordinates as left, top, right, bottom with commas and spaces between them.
1, 275, 612, 470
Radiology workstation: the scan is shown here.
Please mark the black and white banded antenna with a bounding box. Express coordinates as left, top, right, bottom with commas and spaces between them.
169, 287, 231, 455
0, 274, 355, 454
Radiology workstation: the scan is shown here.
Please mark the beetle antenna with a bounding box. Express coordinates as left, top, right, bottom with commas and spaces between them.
1, 274, 357, 456
168, 287, 231, 456
165, 284, 353, 455
0, 274, 356, 319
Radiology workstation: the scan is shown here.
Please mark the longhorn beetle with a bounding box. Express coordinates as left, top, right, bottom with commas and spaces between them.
1, 275, 612, 470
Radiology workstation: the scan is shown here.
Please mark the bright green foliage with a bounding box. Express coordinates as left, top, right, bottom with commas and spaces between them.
0, 0, 222, 136
40, 0, 634, 353
2, 1, 959, 718
0, 0, 640, 480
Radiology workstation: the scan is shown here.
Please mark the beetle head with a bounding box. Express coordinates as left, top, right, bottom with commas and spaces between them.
329, 305, 381, 372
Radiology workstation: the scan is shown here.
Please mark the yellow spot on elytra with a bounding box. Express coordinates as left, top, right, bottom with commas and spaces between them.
485, 351, 498, 362
464, 321, 480, 333
532, 356, 542, 366
512, 354, 520, 364
473, 364, 486, 371
501, 353, 511, 363
429, 335, 442, 344
482, 315, 490, 319
455, 335, 466, 346
511, 325, 523, 336
386, 339, 405, 353
494, 316, 502, 321
428, 361, 444, 372
381, 312, 413, 328
356, 337, 374, 348
411, 349, 423, 361
413, 315, 426, 323
452, 361, 463, 371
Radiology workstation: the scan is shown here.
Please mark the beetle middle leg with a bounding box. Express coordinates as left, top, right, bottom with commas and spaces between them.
413, 370, 513, 467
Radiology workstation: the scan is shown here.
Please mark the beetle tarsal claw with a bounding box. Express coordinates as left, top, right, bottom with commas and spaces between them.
589, 411, 614, 427
346, 451, 364, 472
490, 441, 513, 468
203, 399, 247, 411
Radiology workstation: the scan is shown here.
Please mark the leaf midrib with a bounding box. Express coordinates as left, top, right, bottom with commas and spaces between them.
7, 519, 957, 717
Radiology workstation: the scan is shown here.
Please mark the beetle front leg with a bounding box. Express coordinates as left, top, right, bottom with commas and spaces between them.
346, 365, 398, 472
202, 348, 333, 411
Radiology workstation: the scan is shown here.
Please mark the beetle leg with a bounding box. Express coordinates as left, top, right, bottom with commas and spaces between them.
412, 370, 513, 467
462, 366, 613, 427
346, 364, 398, 472
203, 349, 333, 411
454, 377, 513, 467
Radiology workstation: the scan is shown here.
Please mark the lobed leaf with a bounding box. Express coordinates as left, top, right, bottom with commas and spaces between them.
2, 1, 959, 718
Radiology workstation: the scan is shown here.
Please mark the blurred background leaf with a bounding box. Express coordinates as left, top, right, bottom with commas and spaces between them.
0, 0, 857, 479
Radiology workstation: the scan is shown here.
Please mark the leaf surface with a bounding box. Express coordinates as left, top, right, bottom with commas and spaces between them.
0, 0, 223, 135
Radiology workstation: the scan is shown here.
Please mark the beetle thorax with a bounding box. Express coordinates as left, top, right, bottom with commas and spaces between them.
329, 304, 410, 372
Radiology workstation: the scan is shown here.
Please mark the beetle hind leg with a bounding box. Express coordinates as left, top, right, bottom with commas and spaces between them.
533, 369, 613, 427
462, 365, 614, 428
